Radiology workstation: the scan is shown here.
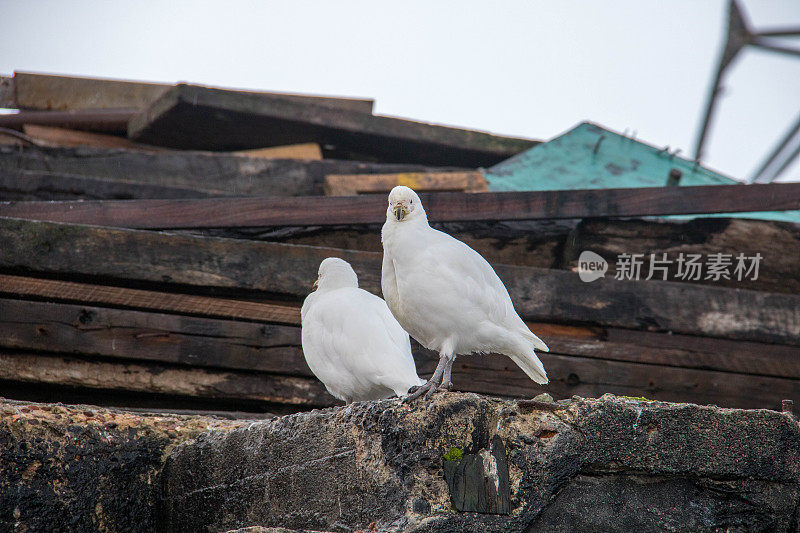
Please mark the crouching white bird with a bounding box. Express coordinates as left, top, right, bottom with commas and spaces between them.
301, 257, 424, 403
381, 186, 549, 401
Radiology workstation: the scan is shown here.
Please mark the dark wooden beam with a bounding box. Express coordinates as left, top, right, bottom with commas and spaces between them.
0, 351, 335, 407
0, 169, 218, 201
4, 288, 799, 381
2, 184, 799, 228
0, 109, 135, 133
128, 84, 537, 165
562, 217, 800, 295
12, 71, 375, 114
1, 218, 798, 346
415, 349, 800, 410
0, 145, 463, 198
0, 298, 307, 375
0, 274, 301, 325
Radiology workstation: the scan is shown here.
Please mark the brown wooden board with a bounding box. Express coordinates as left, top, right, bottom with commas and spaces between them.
563, 217, 800, 295
4, 291, 800, 408
21, 124, 168, 151
324, 171, 487, 196
128, 84, 538, 165
0, 109, 135, 133
0, 169, 219, 201
213, 219, 573, 271
0, 274, 301, 325
1, 217, 798, 346
3, 184, 799, 229
13, 72, 374, 113
0, 145, 463, 198
0, 298, 306, 375
233, 143, 322, 160
5, 280, 800, 381
207, 215, 800, 295
2, 295, 798, 409
413, 349, 800, 410
0, 351, 335, 407
0, 76, 13, 108
535, 353, 800, 410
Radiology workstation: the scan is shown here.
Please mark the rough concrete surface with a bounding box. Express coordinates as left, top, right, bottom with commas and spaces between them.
3, 393, 800, 532
0, 398, 245, 532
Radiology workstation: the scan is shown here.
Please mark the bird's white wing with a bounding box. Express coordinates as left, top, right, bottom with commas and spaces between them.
395, 227, 547, 352
381, 248, 400, 316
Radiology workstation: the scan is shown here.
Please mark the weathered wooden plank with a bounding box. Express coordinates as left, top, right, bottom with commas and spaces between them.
0, 109, 135, 133
13, 72, 167, 111
214, 219, 571, 270
502, 264, 800, 347
563, 217, 800, 295
6, 283, 796, 383
128, 84, 537, 165
3, 184, 799, 228
0, 75, 13, 108
0, 351, 335, 407
233, 143, 322, 160
0, 298, 307, 374
3, 296, 796, 409
538, 323, 800, 380
21, 124, 167, 151
0, 274, 301, 325
214, 215, 799, 294
415, 347, 800, 409
0, 145, 461, 197
324, 171, 487, 196
0, 217, 375, 299
0, 169, 218, 201
12, 72, 375, 113
1, 218, 798, 346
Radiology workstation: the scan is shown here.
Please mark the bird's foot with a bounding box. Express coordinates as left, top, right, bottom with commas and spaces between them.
438, 381, 452, 393
403, 380, 440, 402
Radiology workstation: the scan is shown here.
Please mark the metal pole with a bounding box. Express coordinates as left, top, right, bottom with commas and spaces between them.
750, 113, 800, 183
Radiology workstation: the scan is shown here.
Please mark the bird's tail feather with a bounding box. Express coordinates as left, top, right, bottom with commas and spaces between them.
508, 352, 549, 385
523, 329, 549, 352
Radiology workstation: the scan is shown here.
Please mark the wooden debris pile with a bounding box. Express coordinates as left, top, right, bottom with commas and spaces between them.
1, 72, 799, 415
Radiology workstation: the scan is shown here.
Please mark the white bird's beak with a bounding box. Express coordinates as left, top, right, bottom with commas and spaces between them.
394, 205, 407, 221
312, 279, 319, 291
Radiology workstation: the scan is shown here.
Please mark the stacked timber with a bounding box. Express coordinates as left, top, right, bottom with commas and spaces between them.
1, 72, 799, 415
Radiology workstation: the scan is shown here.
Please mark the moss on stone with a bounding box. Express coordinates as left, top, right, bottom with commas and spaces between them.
443, 447, 464, 462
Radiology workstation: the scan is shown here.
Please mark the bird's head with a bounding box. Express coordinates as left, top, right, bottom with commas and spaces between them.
386, 186, 425, 223
314, 257, 359, 291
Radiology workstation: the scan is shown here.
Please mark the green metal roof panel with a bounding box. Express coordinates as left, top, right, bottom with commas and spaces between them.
484, 122, 800, 223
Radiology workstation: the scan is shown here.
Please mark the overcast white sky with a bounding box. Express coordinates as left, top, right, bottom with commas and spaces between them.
2, 0, 799, 181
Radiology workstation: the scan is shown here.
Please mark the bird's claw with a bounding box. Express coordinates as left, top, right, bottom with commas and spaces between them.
403, 380, 437, 403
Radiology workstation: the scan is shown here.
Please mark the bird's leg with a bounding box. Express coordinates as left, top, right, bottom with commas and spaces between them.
440, 356, 454, 392
403, 354, 447, 402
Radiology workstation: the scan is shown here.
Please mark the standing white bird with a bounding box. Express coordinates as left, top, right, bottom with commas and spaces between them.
301, 257, 423, 403
381, 186, 549, 401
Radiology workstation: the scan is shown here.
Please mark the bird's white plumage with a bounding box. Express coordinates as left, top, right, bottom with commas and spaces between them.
301, 257, 423, 402
381, 186, 549, 385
